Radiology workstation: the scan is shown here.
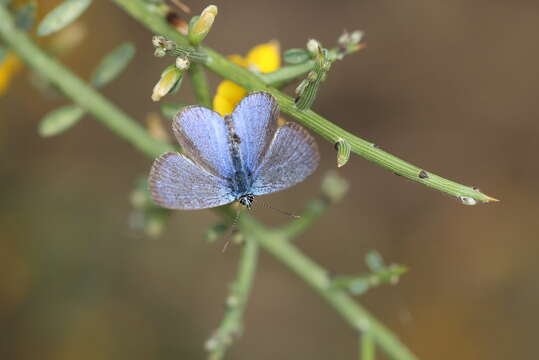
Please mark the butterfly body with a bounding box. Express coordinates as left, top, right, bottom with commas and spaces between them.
149, 92, 319, 210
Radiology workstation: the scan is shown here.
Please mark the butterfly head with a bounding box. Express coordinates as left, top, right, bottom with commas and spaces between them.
238, 194, 255, 209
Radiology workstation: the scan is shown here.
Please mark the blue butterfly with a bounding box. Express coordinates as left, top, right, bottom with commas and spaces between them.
148, 92, 319, 210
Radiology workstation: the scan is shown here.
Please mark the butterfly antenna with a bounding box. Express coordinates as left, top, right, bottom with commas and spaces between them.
222, 207, 242, 253
254, 198, 301, 219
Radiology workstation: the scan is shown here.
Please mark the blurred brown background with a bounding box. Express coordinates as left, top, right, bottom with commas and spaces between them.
1, 0, 539, 359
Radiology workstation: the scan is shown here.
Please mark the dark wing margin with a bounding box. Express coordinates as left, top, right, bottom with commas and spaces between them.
173, 106, 234, 179
149, 152, 235, 210
251, 122, 319, 196
231, 92, 279, 174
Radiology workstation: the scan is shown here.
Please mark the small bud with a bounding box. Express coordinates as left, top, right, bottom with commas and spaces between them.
151, 65, 183, 102
349, 30, 364, 44
154, 47, 166, 58
335, 138, 351, 168
226, 295, 240, 307
152, 35, 165, 48
458, 196, 477, 206
175, 55, 190, 70
338, 32, 351, 47
321, 171, 349, 203
188, 5, 218, 46
306, 39, 321, 55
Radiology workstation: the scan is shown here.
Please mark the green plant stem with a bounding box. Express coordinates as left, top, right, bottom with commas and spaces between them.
362, 331, 376, 360
112, 0, 498, 204
0, 7, 172, 158
207, 239, 259, 360
259, 60, 315, 88
238, 215, 417, 360
0, 7, 418, 358
189, 62, 212, 108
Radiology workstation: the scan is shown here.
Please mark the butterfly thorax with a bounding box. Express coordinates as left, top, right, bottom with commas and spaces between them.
224, 115, 254, 197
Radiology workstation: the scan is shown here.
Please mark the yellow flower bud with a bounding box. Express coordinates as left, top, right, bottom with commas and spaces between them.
188, 5, 218, 45
151, 65, 183, 102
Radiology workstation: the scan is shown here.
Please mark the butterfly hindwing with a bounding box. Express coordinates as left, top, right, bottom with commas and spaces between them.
251, 122, 319, 196
231, 92, 278, 174
149, 152, 235, 210
173, 106, 235, 179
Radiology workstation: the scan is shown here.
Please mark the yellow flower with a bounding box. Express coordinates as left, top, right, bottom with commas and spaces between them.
0, 52, 23, 96
213, 41, 281, 116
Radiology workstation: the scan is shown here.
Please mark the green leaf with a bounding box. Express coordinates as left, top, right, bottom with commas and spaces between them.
160, 102, 187, 120
37, 0, 92, 37
15, 2, 37, 31
365, 250, 385, 272
283, 48, 311, 65
90, 42, 135, 88
38, 104, 85, 137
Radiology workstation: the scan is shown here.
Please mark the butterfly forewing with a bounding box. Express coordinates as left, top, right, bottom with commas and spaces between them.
231, 92, 278, 174
251, 122, 319, 196
149, 152, 235, 210
173, 106, 235, 179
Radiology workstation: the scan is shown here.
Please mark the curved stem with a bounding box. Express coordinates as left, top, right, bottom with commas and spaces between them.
238, 216, 417, 360
112, 0, 497, 204
207, 239, 259, 360
0, 6, 172, 158
361, 331, 376, 360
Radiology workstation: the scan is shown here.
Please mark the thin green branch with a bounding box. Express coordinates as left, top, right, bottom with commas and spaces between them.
0, 6, 171, 159
238, 216, 417, 360
206, 239, 259, 360
259, 60, 314, 88
112, 0, 498, 204
189, 62, 212, 108
0, 5, 417, 360
361, 331, 376, 360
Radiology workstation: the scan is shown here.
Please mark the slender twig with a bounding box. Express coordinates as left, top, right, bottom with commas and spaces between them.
189, 62, 212, 108
361, 331, 376, 360
112, 0, 498, 204
238, 215, 417, 360
259, 60, 315, 88
0, 7, 418, 359
206, 239, 259, 360
0, 7, 172, 158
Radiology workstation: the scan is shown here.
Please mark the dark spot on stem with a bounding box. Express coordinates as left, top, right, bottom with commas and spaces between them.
418, 170, 429, 179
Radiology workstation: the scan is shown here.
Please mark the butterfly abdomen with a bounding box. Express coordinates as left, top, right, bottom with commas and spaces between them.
224, 115, 254, 197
